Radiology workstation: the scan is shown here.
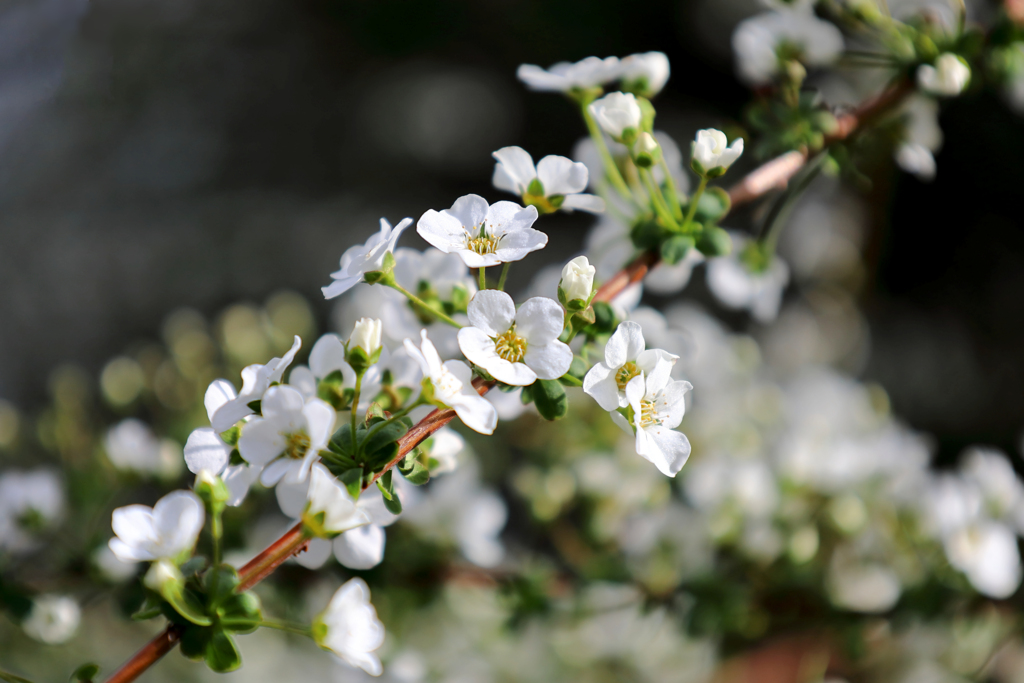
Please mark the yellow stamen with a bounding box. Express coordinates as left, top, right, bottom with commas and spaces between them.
615, 361, 641, 391
466, 233, 500, 255
494, 329, 528, 364
283, 431, 311, 459
639, 399, 660, 428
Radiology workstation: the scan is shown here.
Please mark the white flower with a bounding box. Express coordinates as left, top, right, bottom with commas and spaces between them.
427, 428, 466, 475
611, 365, 692, 477
0, 470, 64, 554
237, 385, 336, 487
516, 56, 621, 92
204, 335, 302, 433
944, 520, 1022, 598
584, 321, 678, 411
492, 146, 604, 214
732, 8, 844, 85
333, 525, 387, 570
560, 255, 596, 303
895, 143, 937, 181
619, 52, 670, 96
22, 595, 80, 645
322, 217, 411, 299
109, 490, 205, 563
416, 194, 545, 269
917, 53, 970, 96
92, 544, 139, 582
458, 290, 573, 386
350, 317, 383, 357
405, 330, 498, 434
105, 419, 182, 478
827, 552, 902, 613
288, 333, 386, 411
588, 92, 642, 141
706, 233, 789, 322
314, 578, 386, 676
895, 96, 943, 180
692, 129, 744, 174
305, 465, 371, 536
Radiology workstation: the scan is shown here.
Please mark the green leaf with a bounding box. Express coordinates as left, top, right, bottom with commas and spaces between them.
69, 664, 100, 683
401, 461, 430, 485
164, 587, 212, 627
696, 227, 732, 257
179, 556, 209, 577
218, 592, 262, 634
203, 565, 240, 606
532, 379, 568, 421
361, 421, 409, 468
629, 218, 665, 250
519, 384, 534, 405
589, 302, 617, 335
660, 235, 695, 265
179, 624, 213, 661
381, 475, 403, 514
204, 631, 242, 673
338, 468, 363, 498
131, 593, 163, 621
327, 424, 356, 458
0, 669, 38, 683
694, 187, 731, 223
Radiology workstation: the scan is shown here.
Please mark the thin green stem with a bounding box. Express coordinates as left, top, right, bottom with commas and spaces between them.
350, 374, 362, 450
478, 267, 487, 291
497, 262, 511, 291
256, 620, 313, 637
580, 104, 634, 203
657, 156, 684, 220
211, 513, 222, 568
387, 283, 462, 328
639, 167, 678, 229
682, 176, 709, 231
559, 373, 583, 387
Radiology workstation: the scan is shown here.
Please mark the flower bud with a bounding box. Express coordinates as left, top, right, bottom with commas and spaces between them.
144, 559, 184, 594
346, 318, 383, 373
194, 469, 229, 514
588, 92, 642, 144
917, 53, 970, 97
633, 132, 661, 169
559, 256, 596, 306
691, 128, 744, 178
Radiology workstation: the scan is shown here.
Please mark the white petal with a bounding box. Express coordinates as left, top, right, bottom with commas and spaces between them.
644, 427, 692, 476
458, 327, 500, 368
238, 419, 286, 466
259, 459, 295, 487
222, 464, 258, 506
625, 374, 646, 413
275, 478, 309, 519
492, 147, 536, 194
523, 340, 573, 381
295, 537, 332, 569
302, 399, 336, 450
487, 357, 537, 386
322, 275, 363, 300
560, 193, 606, 213
333, 525, 386, 570
416, 210, 468, 253
609, 410, 634, 437
309, 334, 348, 379
583, 364, 621, 412
536, 155, 588, 195
451, 393, 499, 435
467, 290, 516, 336
210, 398, 255, 434
515, 297, 565, 344
288, 366, 317, 400
603, 323, 630, 369
484, 201, 538, 237
204, 380, 238, 423
183, 428, 231, 474
261, 385, 306, 420
446, 194, 490, 232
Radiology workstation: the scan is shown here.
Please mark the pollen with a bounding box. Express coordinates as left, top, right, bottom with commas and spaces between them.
465, 232, 500, 255
615, 361, 642, 391
639, 399, 660, 428
283, 430, 311, 459
494, 329, 528, 364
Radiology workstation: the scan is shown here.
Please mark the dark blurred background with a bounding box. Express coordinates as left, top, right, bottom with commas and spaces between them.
1, 0, 1022, 464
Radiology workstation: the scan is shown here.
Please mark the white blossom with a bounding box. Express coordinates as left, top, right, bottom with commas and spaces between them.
458, 290, 573, 386
620, 51, 670, 96
22, 595, 81, 645
895, 143, 937, 181
417, 194, 545, 269
583, 321, 678, 411
109, 490, 205, 563
560, 255, 596, 302
92, 544, 139, 582
288, 333, 385, 411
732, 7, 844, 85
322, 217, 411, 299
588, 92, 642, 141
104, 418, 182, 478
314, 578, 386, 676
917, 53, 970, 96
692, 129, 744, 175
405, 330, 497, 435
237, 385, 336, 487
896, 96, 943, 180
350, 318, 383, 357
944, 520, 1022, 598
516, 56, 621, 92
0, 470, 65, 554
305, 464, 371, 536
611, 365, 693, 477
706, 233, 789, 322
492, 146, 604, 214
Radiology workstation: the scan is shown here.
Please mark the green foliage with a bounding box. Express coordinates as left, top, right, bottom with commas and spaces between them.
532, 379, 568, 422
746, 90, 838, 159
69, 664, 100, 683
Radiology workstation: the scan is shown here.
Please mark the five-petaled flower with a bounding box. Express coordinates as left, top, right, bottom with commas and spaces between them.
405, 330, 498, 435
492, 146, 604, 214
417, 194, 545, 268
322, 217, 412, 299
611, 364, 693, 477
458, 290, 572, 386
109, 490, 205, 563
583, 321, 678, 411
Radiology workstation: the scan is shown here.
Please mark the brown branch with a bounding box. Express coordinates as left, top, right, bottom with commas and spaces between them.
103, 78, 915, 683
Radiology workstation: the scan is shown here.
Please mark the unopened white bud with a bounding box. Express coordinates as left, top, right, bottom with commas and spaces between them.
917, 53, 970, 97
144, 559, 184, 593
350, 318, 383, 357
560, 256, 596, 303
634, 132, 661, 168
588, 92, 642, 143
692, 128, 744, 176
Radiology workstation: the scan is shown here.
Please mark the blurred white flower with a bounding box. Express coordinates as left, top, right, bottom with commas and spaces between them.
917, 53, 970, 96
238, 385, 336, 487
560, 255, 597, 302
516, 56, 621, 92
0, 470, 65, 554
612, 364, 693, 477
305, 465, 371, 537
314, 578, 386, 676
406, 330, 497, 435
896, 96, 943, 180
109, 490, 205, 563
92, 544, 139, 582
288, 333, 386, 413
22, 595, 80, 645
620, 52, 670, 96
944, 520, 1022, 598
458, 290, 572, 386
732, 7, 844, 85
428, 428, 466, 475
105, 418, 182, 478
418, 194, 545, 269
706, 234, 789, 323
692, 129, 744, 175
588, 92, 642, 142
584, 321, 678, 411
322, 217, 411, 299
827, 553, 902, 613
492, 147, 604, 214
896, 143, 937, 181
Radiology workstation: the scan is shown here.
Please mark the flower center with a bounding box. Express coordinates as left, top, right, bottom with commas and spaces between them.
283, 430, 311, 459
615, 361, 642, 391
465, 232, 500, 255
639, 399, 660, 428
494, 329, 528, 364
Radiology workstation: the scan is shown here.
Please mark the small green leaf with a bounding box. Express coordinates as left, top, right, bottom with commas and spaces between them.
218, 592, 262, 634
339, 468, 363, 498
69, 664, 100, 683
179, 556, 209, 577
203, 565, 240, 606
696, 227, 732, 257
402, 461, 430, 485
660, 234, 695, 265
204, 631, 242, 673
381, 477, 403, 514
694, 187, 731, 223
131, 594, 163, 621
179, 624, 212, 661
630, 218, 665, 250
228, 449, 245, 466
532, 379, 568, 421
519, 384, 534, 405
327, 424, 356, 457
164, 587, 212, 626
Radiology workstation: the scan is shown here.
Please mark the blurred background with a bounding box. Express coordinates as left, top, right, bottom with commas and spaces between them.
2, 0, 1023, 465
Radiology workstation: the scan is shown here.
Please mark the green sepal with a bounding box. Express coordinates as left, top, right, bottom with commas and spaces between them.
696, 227, 733, 257
637, 96, 656, 133
532, 379, 568, 421
179, 623, 210, 660
346, 346, 372, 375
527, 178, 544, 196
69, 664, 100, 683
327, 424, 357, 459
690, 156, 707, 178
219, 425, 241, 447
362, 252, 397, 286
205, 631, 242, 673
203, 565, 240, 607
246, 400, 261, 414
378, 471, 403, 514
217, 592, 262, 635
630, 218, 666, 250
400, 460, 430, 485
131, 593, 164, 621
705, 165, 727, 180
660, 235, 695, 265
449, 284, 470, 314
179, 556, 209, 577
361, 421, 409, 469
